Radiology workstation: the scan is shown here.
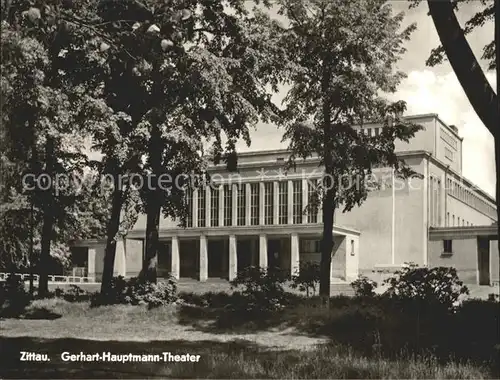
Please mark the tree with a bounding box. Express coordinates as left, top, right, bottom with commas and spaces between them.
275, 0, 422, 305
0, 141, 109, 276
409, 0, 499, 283
136, 1, 287, 282
0, 122, 34, 271
1, 2, 112, 296
79, 0, 287, 284
30, 0, 287, 289
1, 9, 86, 297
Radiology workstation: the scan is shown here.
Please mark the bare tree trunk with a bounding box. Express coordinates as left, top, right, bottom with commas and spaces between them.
495, 0, 499, 290
320, 182, 335, 306
142, 196, 161, 282
29, 199, 34, 297
141, 125, 162, 283
28, 145, 39, 297
38, 138, 55, 298
100, 171, 124, 296
1, 0, 12, 22
319, 63, 334, 307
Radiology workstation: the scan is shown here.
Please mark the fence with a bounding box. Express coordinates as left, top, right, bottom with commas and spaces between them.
0, 272, 97, 284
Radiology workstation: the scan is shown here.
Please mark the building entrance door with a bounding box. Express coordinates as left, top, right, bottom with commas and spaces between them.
477, 237, 490, 285
267, 239, 281, 269
237, 240, 252, 273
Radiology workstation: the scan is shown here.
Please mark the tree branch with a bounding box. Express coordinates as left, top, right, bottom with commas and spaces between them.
60, 14, 138, 60
427, 0, 498, 137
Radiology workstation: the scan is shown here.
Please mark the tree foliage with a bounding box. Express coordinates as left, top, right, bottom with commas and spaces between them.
273, 0, 422, 303
410, 0, 496, 70
290, 261, 321, 297
408, 0, 498, 138
0, 4, 109, 282
63, 0, 290, 284
384, 264, 469, 310
1, 0, 290, 290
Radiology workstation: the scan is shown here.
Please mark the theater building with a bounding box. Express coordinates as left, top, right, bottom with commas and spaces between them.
73, 114, 498, 285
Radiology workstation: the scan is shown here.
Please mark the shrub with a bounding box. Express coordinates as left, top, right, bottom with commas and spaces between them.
0, 274, 31, 317
450, 298, 500, 364
383, 265, 468, 310
126, 276, 178, 307
54, 287, 65, 298
229, 266, 288, 315
351, 276, 378, 297
290, 261, 320, 297
61, 285, 91, 302
487, 293, 499, 302
283, 293, 499, 370
180, 291, 232, 308
92, 275, 177, 308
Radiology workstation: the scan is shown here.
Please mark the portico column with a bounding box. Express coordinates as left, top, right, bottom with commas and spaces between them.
171, 236, 180, 279
199, 235, 208, 282
229, 235, 237, 281
287, 180, 293, 224
290, 233, 300, 277
259, 234, 268, 270
87, 247, 96, 280
114, 239, 126, 276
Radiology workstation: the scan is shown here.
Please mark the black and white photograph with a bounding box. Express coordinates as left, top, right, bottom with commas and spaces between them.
0, 0, 499, 378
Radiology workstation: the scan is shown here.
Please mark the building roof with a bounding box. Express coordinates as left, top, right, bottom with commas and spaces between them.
429, 225, 498, 239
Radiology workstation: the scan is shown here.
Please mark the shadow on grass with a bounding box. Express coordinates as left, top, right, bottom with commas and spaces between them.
177, 291, 352, 334
177, 292, 500, 376
21, 307, 62, 320
0, 336, 280, 379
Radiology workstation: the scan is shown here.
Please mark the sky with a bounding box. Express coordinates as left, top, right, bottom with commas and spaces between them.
233, 1, 497, 198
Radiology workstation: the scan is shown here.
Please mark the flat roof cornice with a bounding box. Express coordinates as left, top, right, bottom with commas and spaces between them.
429, 225, 498, 239
208, 149, 496, 206
208, 150, 431, 171
126, 224, 360, 239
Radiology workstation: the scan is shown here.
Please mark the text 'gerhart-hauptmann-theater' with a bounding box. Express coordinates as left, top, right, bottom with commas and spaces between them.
73, 114, 499, 287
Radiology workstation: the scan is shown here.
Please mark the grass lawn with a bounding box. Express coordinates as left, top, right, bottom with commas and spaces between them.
41, 278, 357, 296
44, 279, 235, 294
0, 298, 494, 379
1, 336, 488, 379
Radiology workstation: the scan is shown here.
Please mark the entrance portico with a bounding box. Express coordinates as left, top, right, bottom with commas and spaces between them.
126, 224, 360, 283
428, 226, 499, 286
